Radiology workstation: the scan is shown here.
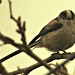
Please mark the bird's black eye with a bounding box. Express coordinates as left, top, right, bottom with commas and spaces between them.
59, 11, 67, 19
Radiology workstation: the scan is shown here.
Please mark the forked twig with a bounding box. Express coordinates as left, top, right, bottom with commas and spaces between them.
0, 0, 53, 73
8, 0, 17, 22
8, 0, 52, 72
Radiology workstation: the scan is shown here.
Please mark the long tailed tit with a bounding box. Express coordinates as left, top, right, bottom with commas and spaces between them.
29, 10, 75, 52
1, 10, 75, 62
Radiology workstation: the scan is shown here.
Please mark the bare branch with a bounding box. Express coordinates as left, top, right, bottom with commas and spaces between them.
8, 0, 26, 45
0, 33, 24, 49
47, 52, 75, 75
8, 52, 75, 75
0, 0, 53, 73
0, 31, 52, 72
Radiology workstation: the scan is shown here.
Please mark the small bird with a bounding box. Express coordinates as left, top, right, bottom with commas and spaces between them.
1, 9, 75, 62
29, 9, 75, 52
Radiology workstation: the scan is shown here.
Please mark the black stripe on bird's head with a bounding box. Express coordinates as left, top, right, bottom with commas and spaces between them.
59, 10, 75, 20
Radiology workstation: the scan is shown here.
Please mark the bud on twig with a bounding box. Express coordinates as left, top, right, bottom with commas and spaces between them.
23, 21, 26, 31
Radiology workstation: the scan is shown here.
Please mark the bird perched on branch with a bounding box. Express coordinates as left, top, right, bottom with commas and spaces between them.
1, 9, 75, 62
29, 9, 75, 52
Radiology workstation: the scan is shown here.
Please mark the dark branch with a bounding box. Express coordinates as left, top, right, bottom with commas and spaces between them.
8, 0, 17, 22
47, 52, 75, 75
8, 52, 75, 75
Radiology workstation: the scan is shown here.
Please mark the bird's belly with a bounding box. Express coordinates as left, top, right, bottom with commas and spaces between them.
40, 28, 75, 52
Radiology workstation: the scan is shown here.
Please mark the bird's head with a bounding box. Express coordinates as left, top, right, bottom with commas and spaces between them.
58, 10, 75, 20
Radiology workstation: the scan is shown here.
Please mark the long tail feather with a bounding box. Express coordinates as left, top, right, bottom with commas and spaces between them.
29, 34, 40, 45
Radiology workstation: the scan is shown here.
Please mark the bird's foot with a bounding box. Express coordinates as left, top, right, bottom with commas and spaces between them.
62, 50, 67, 54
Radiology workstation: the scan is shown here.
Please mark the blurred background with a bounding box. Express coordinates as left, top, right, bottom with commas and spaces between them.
0, 0, 75, 75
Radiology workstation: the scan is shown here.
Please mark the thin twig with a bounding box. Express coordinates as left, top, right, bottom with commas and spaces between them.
17, 17, 26, 45
8, 0, 17, 22
8, 0, 26, 45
